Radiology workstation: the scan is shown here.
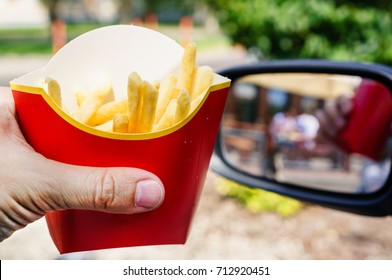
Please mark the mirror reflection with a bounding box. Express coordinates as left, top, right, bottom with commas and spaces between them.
221, 73, 392, 194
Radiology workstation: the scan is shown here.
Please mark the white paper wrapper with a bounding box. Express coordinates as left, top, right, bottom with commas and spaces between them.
15, 25, 184, 112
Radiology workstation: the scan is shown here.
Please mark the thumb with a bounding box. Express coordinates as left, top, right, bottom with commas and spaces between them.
42, 160, 165, 214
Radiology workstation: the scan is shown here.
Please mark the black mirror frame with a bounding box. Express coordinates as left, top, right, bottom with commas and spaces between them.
213, 59, 392, 217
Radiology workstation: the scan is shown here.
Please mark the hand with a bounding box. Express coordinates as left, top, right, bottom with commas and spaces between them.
315, 95, 353, 142
0, 87, 165, 242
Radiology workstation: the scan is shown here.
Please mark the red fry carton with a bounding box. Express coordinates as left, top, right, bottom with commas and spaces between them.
10, 25, 230, 254
337, 79, 392, 161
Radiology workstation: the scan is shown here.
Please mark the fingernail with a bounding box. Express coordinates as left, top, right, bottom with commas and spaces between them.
135, 180, 164, 209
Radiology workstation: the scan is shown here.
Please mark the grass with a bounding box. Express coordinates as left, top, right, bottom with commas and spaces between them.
0, 27, 49, 54
196, 34, 230, 51
0, 39, 52, 54
0, 23, 230, 55
216, 177, 304, 217
0, 23, 109, 55
0, 27, 48, 37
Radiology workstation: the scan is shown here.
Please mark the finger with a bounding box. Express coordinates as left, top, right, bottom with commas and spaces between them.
315, 108, 338, 141
324, 99, 346, 131
0, 87, 17, 128
42, 161, 165, 214
0, 87, 31, 147
337, 94, 353, 116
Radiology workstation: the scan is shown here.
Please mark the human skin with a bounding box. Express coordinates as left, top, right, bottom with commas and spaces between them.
0, 87, 164, 242
315, 95, 353, 141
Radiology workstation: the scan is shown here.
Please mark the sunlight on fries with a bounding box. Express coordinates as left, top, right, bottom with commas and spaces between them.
87, 98, 127, 126
71, 80, 113, 124
44, 43, 214, 135
191, 66, 213, 101
155, 73, 178, 123
175, 88, 191, 124
75, 91, 86, 107
45, 77, 62, 108
113, 113, 129, 133
137, 81, 158, 133
153, 99, 177, 131
127, 71, 143, 133
177, 42, 197, 94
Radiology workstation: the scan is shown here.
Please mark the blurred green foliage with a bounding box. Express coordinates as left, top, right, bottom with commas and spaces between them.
205, 0, 392, 64
0, 23, 227, 55
0, 23, 106, 55
216, 177, 303, 217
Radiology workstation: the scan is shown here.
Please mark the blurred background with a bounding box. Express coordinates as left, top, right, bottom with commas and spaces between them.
1, 0, 392, 260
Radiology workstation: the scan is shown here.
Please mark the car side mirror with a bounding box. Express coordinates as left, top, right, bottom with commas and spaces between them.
213, 60, 392, 216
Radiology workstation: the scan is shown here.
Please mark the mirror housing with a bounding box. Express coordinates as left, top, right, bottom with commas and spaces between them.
213, 60, 392, 216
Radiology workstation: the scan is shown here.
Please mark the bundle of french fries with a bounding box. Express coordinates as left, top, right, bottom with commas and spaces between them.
44, 43, 214, 134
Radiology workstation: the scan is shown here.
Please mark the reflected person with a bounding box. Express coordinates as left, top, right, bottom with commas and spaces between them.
316, 94, 391, 193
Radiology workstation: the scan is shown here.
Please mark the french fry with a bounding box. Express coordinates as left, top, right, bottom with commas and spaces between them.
127, 72, 143, 133
72, 80, 113, 124
48, 40, 214, 135
190, 93, 205, 114
152, 80, 160, 90
45, 77, 62, 108
113, 113, 129, 133
153, 99, 177, 131
87, 98, 127, 126
154, 73, 179, 123
138, 80, 158, 133
177, 43, 197, 94
75, 91, 86, 107
103, 84, 115, 104
94, 120, 113, 132
175, 88, 191, 123
190, 65, 213, 101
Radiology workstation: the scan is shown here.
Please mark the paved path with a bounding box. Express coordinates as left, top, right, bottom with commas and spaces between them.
2, 172, 392, 259
0, 55, 49, 86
